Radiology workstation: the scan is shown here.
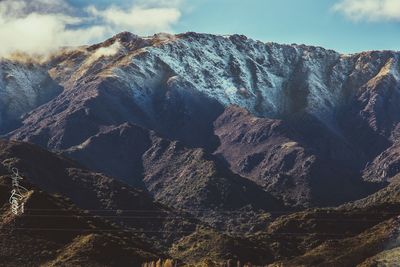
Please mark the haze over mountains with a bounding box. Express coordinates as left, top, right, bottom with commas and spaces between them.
1, 32, 400, 266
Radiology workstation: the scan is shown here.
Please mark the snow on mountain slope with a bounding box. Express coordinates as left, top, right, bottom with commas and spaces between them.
19, 32, 395, 131
44, 31, 399, 133
1, 34, 398, 150
105, 33, 347, 126
2, 31, 398, 160
0, 59, 62, 133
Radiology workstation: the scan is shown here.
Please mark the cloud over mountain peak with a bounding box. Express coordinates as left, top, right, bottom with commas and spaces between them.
0, 0, 183, 56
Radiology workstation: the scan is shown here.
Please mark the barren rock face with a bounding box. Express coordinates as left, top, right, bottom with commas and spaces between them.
363, 141, 400, 182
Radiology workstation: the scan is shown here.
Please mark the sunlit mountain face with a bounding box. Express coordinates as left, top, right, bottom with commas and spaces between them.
1, 0, 400, 266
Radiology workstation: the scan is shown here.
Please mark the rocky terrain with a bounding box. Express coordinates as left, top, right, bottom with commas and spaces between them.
64, 122, 286, 230
1, 139, 400, 266
0, 31, 400, 265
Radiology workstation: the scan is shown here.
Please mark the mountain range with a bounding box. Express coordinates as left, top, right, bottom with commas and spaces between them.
1, 31, 400, 266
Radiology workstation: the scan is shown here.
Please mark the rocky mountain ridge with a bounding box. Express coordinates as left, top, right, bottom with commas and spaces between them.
1, 32, 399, 208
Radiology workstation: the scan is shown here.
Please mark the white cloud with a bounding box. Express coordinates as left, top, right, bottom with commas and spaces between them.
0, 0, 184, 57
135, 0, 185, 8
87, 5, 181, 35
333, 0, 400, 21
85, 41, 123, 66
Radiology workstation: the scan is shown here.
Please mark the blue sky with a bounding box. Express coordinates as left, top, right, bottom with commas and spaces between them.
66, 0, 400, 53
0, 0, 399, 55
174, 0, 400, 53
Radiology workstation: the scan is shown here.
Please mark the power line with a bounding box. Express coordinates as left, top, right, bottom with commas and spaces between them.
1, 208, 398, 214
2, 214, 389, 222
4, 228, 361, 236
